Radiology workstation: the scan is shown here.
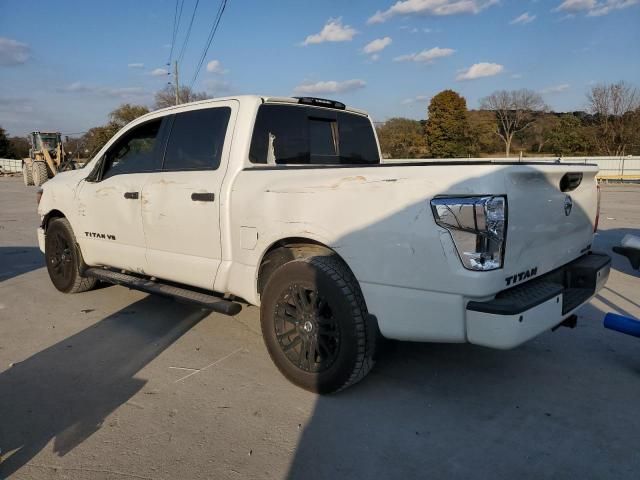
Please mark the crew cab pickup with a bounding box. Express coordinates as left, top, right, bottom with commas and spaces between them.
37, 95, 611, 393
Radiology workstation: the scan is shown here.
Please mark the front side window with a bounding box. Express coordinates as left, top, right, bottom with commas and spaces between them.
249, 104, 380, 165
102, 119, 162, 179
163, 107, 231, 171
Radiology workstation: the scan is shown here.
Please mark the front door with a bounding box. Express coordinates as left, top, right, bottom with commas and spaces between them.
141, 102, 236, 289
76, 117, 165, 272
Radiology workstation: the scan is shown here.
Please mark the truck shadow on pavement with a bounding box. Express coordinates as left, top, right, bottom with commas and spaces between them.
286, 299, 640, 479
285, 173, 639, 479
0, 246, 44, 282
0, 296, 208, 477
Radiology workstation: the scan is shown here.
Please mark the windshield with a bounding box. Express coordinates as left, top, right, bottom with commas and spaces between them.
38, 134, 60, 149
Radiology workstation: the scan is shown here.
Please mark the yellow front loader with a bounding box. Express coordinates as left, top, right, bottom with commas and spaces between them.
22, 132, 76, 186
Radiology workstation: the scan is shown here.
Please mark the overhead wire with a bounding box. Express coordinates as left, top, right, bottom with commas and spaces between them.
177, 0, 202, 66
168, 0, 186, 66
189, 0, 228, 89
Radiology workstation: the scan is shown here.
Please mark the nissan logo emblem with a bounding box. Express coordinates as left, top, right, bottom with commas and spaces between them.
564, 195, 573, 216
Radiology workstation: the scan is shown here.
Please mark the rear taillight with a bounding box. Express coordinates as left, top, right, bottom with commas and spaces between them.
594, 183, 601, 232
431, 196, 507, 271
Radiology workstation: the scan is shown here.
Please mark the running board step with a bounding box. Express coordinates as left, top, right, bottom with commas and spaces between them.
85, 268, 242, 315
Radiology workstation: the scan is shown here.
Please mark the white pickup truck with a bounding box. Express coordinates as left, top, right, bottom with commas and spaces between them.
37, 95, 611, 393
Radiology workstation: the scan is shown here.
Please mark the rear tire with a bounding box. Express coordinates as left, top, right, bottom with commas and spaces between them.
22, 162, 34, 186
32, 161, 49, 186
45, 218, 97, 293
260, 255, 375, 394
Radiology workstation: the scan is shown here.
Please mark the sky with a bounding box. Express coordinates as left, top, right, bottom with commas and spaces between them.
1, 0, 639, 136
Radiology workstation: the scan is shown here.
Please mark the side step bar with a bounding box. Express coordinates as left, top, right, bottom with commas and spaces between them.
85, 268, 242, 316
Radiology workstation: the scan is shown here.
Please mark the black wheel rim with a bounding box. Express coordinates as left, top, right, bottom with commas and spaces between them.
274, 284, 340, 373
48, 231, 74, 284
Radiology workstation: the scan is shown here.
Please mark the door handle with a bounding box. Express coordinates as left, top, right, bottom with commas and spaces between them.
191, 192, 215, 202
124, 192, 139, 199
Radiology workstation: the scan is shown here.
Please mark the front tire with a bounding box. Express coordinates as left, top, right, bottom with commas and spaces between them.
45, 218, 97, 293
32, 161, 49, 186
260, 255, 375, 394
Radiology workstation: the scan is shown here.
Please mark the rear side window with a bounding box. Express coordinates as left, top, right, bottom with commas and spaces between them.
249, 104, 380, 165
163, 107, 231, 171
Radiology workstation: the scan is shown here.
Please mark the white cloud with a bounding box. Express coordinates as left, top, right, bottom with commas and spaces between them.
150, 68, 169, 77
302, 18, 358, 45
510, 12, 537, 24
363, 37, 393, 54
293, 79, 366, 95
540, 83, 570, 94
402, 95, 430, 105
204, 78, 233, 95
0, 37, 30, 66
511, 73, 523, 79
368, 0, 498, 24
57, 82, 147, 99
393, 46, 455, 63
128, 63, 145, 69
554, 0, 638, 16
206, 60, 228, 74
456, 62, 504, 80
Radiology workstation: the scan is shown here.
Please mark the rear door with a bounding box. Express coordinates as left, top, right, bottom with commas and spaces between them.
75, 117, 166, 272
141, 102, 236, 289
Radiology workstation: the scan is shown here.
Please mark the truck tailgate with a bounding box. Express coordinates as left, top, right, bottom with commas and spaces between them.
502, 166, 598, 279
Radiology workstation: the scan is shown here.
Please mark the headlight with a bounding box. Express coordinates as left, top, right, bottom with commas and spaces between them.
430, 196, 507, 271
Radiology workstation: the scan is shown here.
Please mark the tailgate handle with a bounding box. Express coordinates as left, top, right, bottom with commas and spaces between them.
191, 192, 215, 202
560, 172, 583, 192
123, 191, 139, 199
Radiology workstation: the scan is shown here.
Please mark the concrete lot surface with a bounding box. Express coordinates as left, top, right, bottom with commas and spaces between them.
1, 176, 639, 479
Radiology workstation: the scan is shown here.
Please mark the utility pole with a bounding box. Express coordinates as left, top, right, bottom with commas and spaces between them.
174, 60, 180, 105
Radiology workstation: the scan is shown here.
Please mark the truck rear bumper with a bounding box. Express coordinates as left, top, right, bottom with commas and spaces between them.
362, 253, 610, 347
466, 253, 611, 349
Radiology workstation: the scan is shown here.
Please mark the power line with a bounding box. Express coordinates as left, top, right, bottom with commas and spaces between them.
189, 0, 228, 89
177, 0, 201, 66
168, 0, 186, 65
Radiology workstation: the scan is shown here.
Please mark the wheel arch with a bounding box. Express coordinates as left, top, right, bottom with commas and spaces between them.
42, 209, 66, 231
256, 236, 356, 297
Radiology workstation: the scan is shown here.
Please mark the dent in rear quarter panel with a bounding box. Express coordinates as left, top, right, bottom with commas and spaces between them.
227, 165, 517, 302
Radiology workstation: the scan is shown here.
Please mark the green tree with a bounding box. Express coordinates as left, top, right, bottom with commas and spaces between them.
376, 118, 428, 158
8, 135, 30, 158
81, 103, 149, 157
467, 110, 504, 156
546, 115, 590, 156
109, 103, 149, 128
0, 126, 11, 158
425, 90, 471, 158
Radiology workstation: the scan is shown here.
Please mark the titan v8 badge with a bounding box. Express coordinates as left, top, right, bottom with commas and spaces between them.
85, 231, 116, 241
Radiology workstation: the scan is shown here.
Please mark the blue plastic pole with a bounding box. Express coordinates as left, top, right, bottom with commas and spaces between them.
604, 313, 640, 338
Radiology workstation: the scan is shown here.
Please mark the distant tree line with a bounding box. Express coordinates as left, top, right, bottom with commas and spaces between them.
377, 81, 640, 158
2, 81, 638, 161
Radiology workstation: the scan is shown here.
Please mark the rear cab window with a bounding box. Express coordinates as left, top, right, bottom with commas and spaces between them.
249, 104, 380, 165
